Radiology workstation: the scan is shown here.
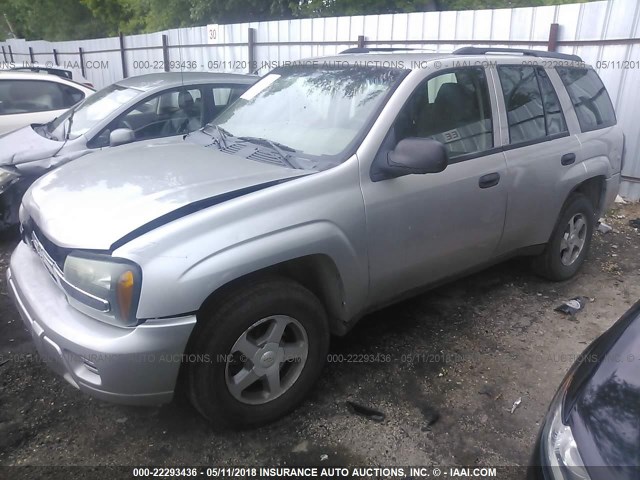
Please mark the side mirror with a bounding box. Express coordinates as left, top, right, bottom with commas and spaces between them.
109, 128, 135, 147
379, 138, 448, 180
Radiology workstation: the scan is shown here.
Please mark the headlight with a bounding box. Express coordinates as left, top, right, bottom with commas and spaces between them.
63, 252, 142, 327
542, 379, 590, 480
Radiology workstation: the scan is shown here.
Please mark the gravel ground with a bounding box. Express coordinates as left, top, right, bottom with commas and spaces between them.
1, 202, 639, 475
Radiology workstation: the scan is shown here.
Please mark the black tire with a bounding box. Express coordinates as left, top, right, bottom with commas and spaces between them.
187, 277, 329, 428
532, 193, 595, 281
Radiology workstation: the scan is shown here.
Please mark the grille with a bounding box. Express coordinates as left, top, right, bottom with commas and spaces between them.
23, 219, 71, 269
221, 142, 289, 167
247, 149, 288, 166
220, 143, 245, 155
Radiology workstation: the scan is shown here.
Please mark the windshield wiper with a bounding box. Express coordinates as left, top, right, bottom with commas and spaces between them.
46, 117, 57, 131
65, 109, 76, 141
238, 136, 300, 168
202, 124, 231, 149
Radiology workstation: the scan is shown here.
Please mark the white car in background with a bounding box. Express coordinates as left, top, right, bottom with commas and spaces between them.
0, 71, 94, 135
9, 65, 94, 88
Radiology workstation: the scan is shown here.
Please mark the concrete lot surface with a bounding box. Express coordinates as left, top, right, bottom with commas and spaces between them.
1, 203, 639, 473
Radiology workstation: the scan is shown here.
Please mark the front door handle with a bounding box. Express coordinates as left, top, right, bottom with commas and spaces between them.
479, 172, 500, 189
561, 153, 576, 166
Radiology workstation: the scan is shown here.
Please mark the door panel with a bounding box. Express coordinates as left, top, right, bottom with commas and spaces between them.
362, 153, 508, 303
497, 136, 582, 255
361, 66, 508, 305
494, 65, 578, 255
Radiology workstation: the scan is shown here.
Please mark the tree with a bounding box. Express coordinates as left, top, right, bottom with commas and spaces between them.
80, 0, 136, 35
437, 0, 595, 8
189, 0, 296, 24
296, 0, 597, 17
1, 0, 601, 41
297, 0, 438, 17
1, 0, 108, 40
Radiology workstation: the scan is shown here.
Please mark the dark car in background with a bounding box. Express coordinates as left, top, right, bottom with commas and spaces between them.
529, 300, 640, 480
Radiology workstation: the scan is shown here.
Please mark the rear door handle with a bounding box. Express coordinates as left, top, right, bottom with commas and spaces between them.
561, 153, 576, 166
479, 172, 500, 189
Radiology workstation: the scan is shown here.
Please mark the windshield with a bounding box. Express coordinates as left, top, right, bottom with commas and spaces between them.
47, 84, 141, 140
211, 65, 407, 162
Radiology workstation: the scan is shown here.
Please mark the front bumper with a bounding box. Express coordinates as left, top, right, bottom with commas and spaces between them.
7, 241, 197, 405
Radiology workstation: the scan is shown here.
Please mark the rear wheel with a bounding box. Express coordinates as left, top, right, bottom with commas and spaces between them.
187, 277, 329, 428
532, 194, 595, 281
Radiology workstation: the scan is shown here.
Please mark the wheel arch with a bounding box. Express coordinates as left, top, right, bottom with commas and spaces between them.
196, 254, 351, 336
542, 174, 604, 248
566, 175, 606, 217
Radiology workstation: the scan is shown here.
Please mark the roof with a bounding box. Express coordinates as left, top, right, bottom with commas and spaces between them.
304, 51, 446, 70
312, 47, 587, 70
115, 72, 257, 92
10, 66, 73, 79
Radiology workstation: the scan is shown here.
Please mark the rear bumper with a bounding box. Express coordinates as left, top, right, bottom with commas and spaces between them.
7, 241, 197, 405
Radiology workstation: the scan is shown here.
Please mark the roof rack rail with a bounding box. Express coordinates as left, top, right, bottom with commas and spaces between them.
340, 47, 416, 54
453, 47, 583, 63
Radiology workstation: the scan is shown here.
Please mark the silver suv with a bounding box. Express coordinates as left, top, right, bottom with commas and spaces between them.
8, 48, 624, 427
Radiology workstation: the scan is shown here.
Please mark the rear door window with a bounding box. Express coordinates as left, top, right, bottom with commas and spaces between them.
537, 68, 568, 135
498, 65, 568, 145
556, 67, 616, 132
498, 66, 545, 144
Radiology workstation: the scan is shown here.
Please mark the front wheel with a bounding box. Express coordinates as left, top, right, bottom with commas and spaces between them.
532, 194, 595, 281
187, 277, 329, 428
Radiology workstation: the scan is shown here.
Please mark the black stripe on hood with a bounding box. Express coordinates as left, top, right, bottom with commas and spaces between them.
109, 176, 304, 251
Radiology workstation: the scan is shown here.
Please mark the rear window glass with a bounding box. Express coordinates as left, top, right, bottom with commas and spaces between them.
556, 67, 616, 132
0, 79, 84, 114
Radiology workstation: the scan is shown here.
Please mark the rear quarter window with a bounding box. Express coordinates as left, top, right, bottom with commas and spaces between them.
556, 67, 616, 132
0, 79, 84, 114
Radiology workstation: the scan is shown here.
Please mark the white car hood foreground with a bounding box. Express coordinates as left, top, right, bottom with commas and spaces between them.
23, 142, 309, 250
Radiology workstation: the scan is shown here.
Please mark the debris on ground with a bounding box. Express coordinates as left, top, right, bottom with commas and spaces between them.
320, 454, 328, 462
346, 401, 385, 422
420, 405, 441, 428
291, 440, 309, 453
477, 385, 494, 397
510, 397, 522, 414
115, 417, 128, 424
615, 195, 627, 204
629, 218, 640, 230
597, 220, 613, 234
554, 297, 588, 316
0, 358, 9, 367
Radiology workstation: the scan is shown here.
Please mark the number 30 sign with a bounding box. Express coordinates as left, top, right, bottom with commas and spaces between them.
207, 24, 220, 44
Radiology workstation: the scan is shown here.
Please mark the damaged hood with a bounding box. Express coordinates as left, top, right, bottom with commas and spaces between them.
23, 142, 308, 250
0, 125, 63, 166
